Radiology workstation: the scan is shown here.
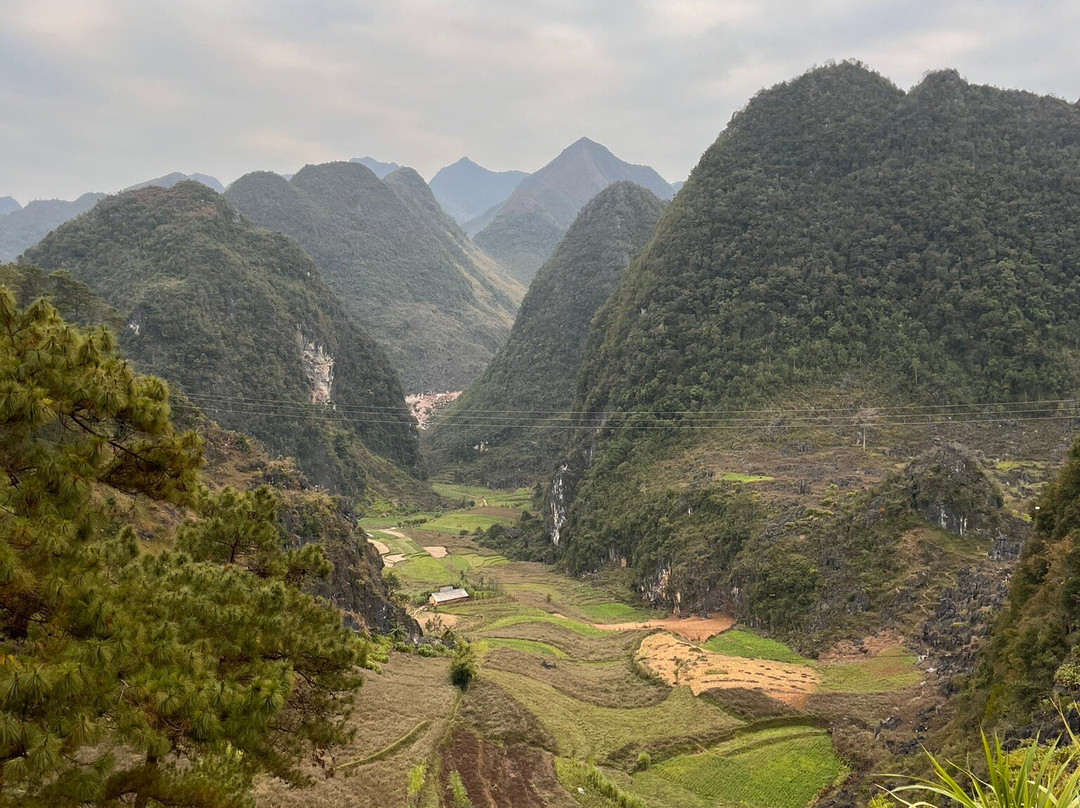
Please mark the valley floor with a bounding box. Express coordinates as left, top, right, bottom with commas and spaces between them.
255, 482, 940, 808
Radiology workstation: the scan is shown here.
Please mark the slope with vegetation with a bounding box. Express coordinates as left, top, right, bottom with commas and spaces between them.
18, 182, 424, 500
0, 290, 373, 808
549, 62, 1080, 630
226, 161, 524, 391
472, 137, 674, 282
428, 182, 665, 486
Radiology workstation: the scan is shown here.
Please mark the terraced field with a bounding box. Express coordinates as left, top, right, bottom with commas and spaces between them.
275, 483, 927, 808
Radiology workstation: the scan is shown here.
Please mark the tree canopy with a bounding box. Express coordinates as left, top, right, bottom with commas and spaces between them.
0, 287, 364, 807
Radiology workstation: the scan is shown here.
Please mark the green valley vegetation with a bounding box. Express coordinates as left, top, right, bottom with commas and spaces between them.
428, 182, 666, 486
0, 192, 105, 262
470, 138, 676, 282
225, 161, 525, 392
18, 181, 424, 501
0, 290, 369, 807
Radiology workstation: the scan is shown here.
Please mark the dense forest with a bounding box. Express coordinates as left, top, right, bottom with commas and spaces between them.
428, 182, 665, 486
550, 63, 1080, 607
225, 162, 523, 391
19, 181, 423, 500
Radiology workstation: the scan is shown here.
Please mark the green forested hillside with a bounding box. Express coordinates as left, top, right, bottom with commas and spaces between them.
964, 436, 1080, 731
552, 62, 1080, 629
19, 182, 423, 500
428, 182, 665, 486
225, 161, 524, 391
579, 64, 1080, 417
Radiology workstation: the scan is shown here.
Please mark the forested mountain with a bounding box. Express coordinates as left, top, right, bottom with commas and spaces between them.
351, 155, 401, 178
0, 196, 20, 215
428, 182, 665, 486
20, 181, 424, 499
124, 171, 224, 192
471, 137, 674, 282
538, 62, 1080, 634
0, 192, 105, 260
226, 161, 524, 391
430, 156, 527, 225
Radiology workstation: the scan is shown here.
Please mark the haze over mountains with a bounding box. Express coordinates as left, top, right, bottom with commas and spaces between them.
21, 181, 423, 498
0, 197, 20, 215
123, 171, 224, 192
429, 157, 528, 225
350, 156, 402, 178
226, 160, 524, 392
0, 192, 106, 261
471, 137, 676, 281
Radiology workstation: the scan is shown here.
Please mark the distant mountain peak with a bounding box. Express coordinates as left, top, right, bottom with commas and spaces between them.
429, 157, 527, 226
349, 156, 401, 179
472, 138, 673, 282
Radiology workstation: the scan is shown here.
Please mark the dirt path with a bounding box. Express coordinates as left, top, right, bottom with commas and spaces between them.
368, 539, 391, 555
636, 633, 819, 708
593, 614, 735, 642
380, 528, 409, 540
414, 611, 460, 633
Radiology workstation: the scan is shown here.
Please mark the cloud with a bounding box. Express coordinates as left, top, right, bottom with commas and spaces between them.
0, 0, 1077, 201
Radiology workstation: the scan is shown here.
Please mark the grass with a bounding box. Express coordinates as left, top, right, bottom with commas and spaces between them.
483, 612, 612, 638
392, 555, 463, 589
817, 648, 923, 692
485, 651, 668, 709
575, 601, 656, 623
421, 512, 516, 534
483, 638, 568, 658
720, 472, 775, 483
632, 726, 844, 808
484, 670, 740, 761
701, 629, 811, 664
555, 758, 632, 808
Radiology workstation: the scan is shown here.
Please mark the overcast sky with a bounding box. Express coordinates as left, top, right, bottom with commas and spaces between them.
2, 0, 1078, 202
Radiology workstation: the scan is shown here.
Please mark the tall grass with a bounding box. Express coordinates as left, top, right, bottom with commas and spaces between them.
889, 734, 1080, 808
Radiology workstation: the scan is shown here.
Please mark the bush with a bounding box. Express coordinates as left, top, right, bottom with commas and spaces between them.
450, 640, 478, 690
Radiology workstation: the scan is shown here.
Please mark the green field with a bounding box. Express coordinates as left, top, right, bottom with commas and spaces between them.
483, 637, 568, 658
482, 612, 612, 638
485, 670, 740, 760
817, 648, 922, 692
720, 471, 775, 483
701, 629, 811, 664
632, 726, 844, 808
420, 512, 516, 534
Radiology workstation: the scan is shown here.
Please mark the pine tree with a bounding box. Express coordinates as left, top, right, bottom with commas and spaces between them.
0, 287, 363, 807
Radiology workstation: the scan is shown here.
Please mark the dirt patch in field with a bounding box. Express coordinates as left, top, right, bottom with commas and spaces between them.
637, 633, 819, 708
819, 630, 907, 664
380, 528, 409, 539
382, 553, 406, 567
439, 728, 575, 808
415, 610, 460, 633
368, 539, 390, 555
424, 545, 448, 558
594, 614, 735, 642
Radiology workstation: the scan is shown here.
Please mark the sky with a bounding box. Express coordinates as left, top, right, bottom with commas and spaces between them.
2, 0, 1078, 202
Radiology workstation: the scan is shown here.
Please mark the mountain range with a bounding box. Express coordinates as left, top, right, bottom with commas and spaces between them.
124, 171, 224, 192
429, 157, 527, 225
0, 196, 20, 215
21, 181, 425, 500
428, 181, 665, 486
225, 161, 524, 392
0, 192, 106, 261
350, 156, 402, 178
470, 137, 675, 281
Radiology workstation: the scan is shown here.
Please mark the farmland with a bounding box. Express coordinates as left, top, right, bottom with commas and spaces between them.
261, 481, 928, 808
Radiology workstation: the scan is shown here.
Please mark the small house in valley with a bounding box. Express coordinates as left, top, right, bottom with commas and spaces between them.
429, 585, 469, 606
